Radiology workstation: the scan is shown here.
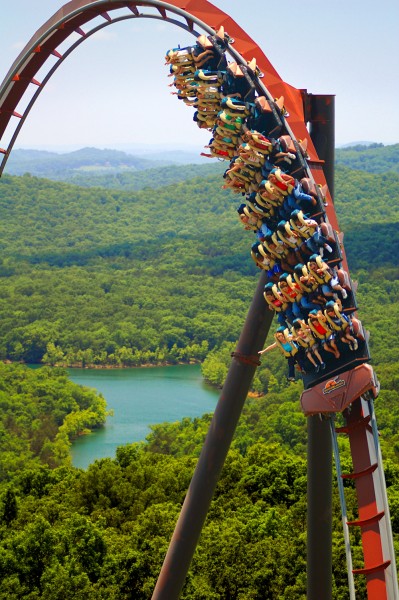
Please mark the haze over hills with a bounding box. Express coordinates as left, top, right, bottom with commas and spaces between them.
6, 145, 212, 177
5, 143, 399, 188
334, 143, 399, 174
5, 147, 171, 177
0, 143, 397, 366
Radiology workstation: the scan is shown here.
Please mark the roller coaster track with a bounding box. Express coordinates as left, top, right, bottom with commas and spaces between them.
0, 2, 397, 598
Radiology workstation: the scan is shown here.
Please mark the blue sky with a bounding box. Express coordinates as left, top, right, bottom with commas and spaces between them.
1, 0, 398, 152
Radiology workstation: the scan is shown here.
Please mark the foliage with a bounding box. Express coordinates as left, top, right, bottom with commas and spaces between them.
5, 147, 166, 178
335, 143, 399, 174
0, 145, 398, 597
0, 145, 398, 367
5, 147, 224, 189
61, 162, 225, 191
1, 387, 398, 598
0, 364, 107, 480
0, 170, 255, 366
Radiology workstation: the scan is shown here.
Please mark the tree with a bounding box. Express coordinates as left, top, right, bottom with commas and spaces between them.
1, 488, 18, 526
43, 342, 65, 366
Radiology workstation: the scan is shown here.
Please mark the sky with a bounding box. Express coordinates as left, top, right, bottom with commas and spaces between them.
0, 0, 398, 154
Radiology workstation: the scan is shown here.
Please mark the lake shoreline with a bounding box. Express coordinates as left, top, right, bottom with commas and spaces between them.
68, 364, 220, 468
7, 360, 260, 397
4, 358, 201, 370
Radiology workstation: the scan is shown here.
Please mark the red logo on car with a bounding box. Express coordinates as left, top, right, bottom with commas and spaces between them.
323, 376, 346, 394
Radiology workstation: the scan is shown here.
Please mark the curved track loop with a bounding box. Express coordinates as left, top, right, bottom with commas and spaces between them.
0, 0, 341, 239
0, 2, 397, 598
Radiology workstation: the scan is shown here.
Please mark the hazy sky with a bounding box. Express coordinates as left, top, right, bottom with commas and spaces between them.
1, 0, 398, 152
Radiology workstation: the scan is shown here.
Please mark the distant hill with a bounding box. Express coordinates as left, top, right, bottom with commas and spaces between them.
335, 143, 399, 174
5, 146, 225, 190
135, 149, 213, 165
5, 147, 171, 178
6, 143, 399, 184
61, 162, 225, 190
0, 155, 398, 368
337, 141, 375, 148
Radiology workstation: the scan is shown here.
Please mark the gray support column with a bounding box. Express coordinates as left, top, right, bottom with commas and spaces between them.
308, 94, 335, 197
152, 270, 274, 599
306, 93, 335, 600
307, 415, 333, 600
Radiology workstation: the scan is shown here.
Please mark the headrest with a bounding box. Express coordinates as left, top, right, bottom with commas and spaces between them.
196, 35, 213, 49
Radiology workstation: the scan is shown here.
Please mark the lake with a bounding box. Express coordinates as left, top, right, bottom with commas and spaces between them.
68, 364, 219, 469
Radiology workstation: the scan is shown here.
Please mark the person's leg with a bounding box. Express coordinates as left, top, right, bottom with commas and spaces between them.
305, 351, 317, 368
287, 356, 296, 380
328, 339, 340, 358
312, 347, 325, 368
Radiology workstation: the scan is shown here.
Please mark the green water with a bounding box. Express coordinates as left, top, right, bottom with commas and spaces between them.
69, 364, 218, 469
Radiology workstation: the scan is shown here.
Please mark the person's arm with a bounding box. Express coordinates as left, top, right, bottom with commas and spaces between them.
259, 341, 277, 355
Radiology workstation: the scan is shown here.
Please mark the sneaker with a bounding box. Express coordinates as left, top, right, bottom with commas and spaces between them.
324, 244, 333, 253
353, 339, 358, 350
341, 289, 348, 299
320, 362, 326, 370
287, 377, 296, 382
315, 365, 320, 373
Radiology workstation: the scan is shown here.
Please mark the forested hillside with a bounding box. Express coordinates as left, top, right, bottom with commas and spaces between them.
335, 143, 399, 174
0, 145, 398, 598
5, 147, 168, 178
10, 142, 398, 191
0, 361, 398, 598
0, 171, 253, 366
0, 149, 398, 368
6, 147, 224, 190
59, 161, 225, 191
7, 143, 398, 183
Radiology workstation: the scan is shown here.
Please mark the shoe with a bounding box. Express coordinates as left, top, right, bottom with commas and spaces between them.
341, 289, 348, 299
324, 244, 333, 253
320, 362, 326, 370
315, 365, 320, 373
353, 339, 358, 350
287, 377, 296, 382
349, 343, 354, 351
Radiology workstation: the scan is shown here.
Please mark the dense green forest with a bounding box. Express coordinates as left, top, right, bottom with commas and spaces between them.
335, 143, 399, 174
61, 161, 225, 191
9, 143, 398, 189
5, 147, 167, 178
0, 143, 398, 597
5, 146, 220, 184
0, 362, 398, 598
0, 144, 398, 368
0, 364, 107, 478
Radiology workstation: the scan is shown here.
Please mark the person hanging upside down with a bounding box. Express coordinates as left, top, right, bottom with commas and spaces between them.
291, 319, 326, 372
289, 210, 334, 256
307, 309, 340, 359
307, 255, 348, 301
323, 301, 359, 350
258, 327, 306, 381
277, 274, 306, 319
263, 283, 292, 326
